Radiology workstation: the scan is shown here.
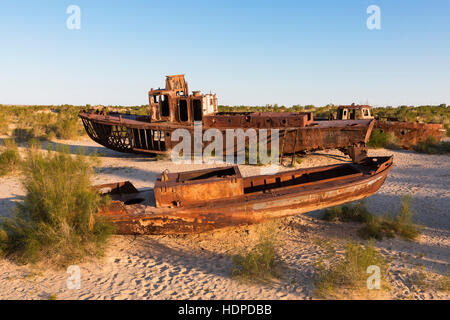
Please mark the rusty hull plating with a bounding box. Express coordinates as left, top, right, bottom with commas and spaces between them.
95, 156, 393, 235
79, 75, 374, 162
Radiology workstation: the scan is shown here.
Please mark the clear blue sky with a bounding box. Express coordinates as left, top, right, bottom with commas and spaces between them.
1, 0, 449, 107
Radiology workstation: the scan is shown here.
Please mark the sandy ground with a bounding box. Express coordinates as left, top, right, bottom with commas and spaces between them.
0, 137, 449, 300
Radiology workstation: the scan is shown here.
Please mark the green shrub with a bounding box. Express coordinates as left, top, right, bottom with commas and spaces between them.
322, 200, 371, 223
50, 108, 85, 140
13, 128, 34, 142
315, 240, 388, 299
0, 139, 21, 176
436, 273, 450, 292
48, 293, 58, 300
324, 197, 420, 241
381, 195, 420, 240
0, 146, 113, 266
231, 223, 280, 282
368, 129, 398, 149
0, 112, 10, 135
414, 136, 450, 154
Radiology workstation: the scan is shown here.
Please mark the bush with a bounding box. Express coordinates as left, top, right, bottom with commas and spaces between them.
368, 129, 398, 149
0, 146, 113, 266
324, 197, 420, 241
13, 128, 35, 142
231, 223, 280, 282
323, 200, 371, 223
379, 195, 420, 240
0, 112, 10, 135
436, 273, 450, 292
413, 136, 450, 154
50, 108, 85, 140
315, 240, 388, 299
0, 139, 21, 176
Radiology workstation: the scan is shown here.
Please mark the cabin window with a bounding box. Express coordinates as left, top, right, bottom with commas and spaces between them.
161, 95, 170, 117
152, 95, 158, 104
363, 109, 369, 117
179, 100, 189, 122
343, 110, 347, 118
192, 99, 202, 121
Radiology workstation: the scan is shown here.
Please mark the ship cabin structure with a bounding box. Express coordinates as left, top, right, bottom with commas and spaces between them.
336, 105, 374, 120
148, 74, 218, 124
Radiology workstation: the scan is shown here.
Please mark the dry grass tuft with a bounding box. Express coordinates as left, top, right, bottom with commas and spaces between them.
314, 240, 389, 299
231, 222, 281, 282
0, 146, 113, 267
368, 129, 398, 149
323, 197, 420, 241
0, 139, 22, 176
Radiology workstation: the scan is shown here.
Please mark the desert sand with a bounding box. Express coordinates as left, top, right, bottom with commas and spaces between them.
0, 137, 449, 300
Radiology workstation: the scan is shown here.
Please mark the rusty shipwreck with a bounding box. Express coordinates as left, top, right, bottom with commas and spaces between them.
79, 75, 375, 163
334, 105, 445, 149
95, 156, 393, 235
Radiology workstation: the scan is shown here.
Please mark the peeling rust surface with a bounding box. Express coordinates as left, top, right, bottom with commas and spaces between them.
95, 156, 393, 235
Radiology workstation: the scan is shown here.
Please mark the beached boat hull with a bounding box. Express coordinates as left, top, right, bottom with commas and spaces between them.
332, 105, 445, 149
374, 120, 445, 149
95, 157, 393, 235
79, 111, 374, 162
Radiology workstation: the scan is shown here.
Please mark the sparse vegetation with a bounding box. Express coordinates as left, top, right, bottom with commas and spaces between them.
0, 111, 10, 135
367, 129, 398, 149
372, 104, 449, 126
231, 223, 280, 282
436, 273, 450, 292
413, 137, 450, 154
406, 269, 450, 293
48, 293, 58, 300
322, 200, 371, 223
314, 240, 388, 299
323, 197, 420, 241
0, 139, 22, 176
407, 269, 429, 290
0, 146, 113, 266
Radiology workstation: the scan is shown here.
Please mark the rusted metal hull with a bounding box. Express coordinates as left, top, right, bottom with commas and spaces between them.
95, 156, 393, 235
79, 111, 374, 162
374, 120, 445, 149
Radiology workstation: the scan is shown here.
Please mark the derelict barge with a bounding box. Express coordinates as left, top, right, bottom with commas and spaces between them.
333, 105, 445, 149
95, 156, 393, 235
79, 75, 375, 163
